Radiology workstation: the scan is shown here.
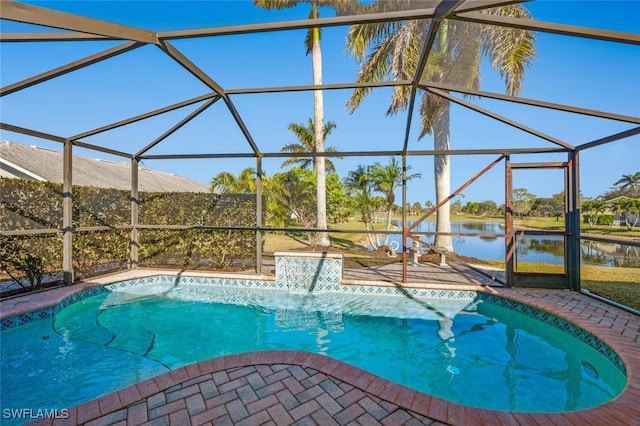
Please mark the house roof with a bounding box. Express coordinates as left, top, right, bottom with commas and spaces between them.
0, 140, 210, 193
605, 196, 631, 203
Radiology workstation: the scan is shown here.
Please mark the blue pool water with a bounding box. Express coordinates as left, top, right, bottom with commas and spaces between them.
1, 283, 626, 423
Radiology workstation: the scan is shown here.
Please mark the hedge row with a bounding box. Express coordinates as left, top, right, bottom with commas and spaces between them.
582, 214, 616, 226
0, 178, 258, 290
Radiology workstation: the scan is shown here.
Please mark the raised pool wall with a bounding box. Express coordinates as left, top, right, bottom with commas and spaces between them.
274, 251, 343, 292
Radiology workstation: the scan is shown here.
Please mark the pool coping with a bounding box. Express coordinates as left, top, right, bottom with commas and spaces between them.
2, 268, 639, 425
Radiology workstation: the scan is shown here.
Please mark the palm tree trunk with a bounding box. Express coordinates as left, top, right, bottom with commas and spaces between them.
311, 5, 330, 248
434, 103, 454, 252
383, 205, 392, 246
365, 220, 378, 249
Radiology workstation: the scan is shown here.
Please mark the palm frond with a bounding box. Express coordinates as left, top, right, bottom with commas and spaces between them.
253, 0, 301, 11
281, 118, 339, 171
280, 157, 313, 170
480, 5, 536, 96
418, 91, 445, 138
280, 143, 308, 154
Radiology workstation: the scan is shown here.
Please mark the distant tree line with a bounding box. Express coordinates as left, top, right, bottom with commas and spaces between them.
211, 165, 640, 237
212, 157, 420, 249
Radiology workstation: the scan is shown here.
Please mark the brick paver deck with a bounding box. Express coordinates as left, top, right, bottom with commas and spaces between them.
2, 266, 637, 426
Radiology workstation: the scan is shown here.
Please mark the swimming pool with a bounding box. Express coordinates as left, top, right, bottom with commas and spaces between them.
0, 275, 626, 424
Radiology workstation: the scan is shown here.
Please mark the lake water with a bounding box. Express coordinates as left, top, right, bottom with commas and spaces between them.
384, 220, 639, 267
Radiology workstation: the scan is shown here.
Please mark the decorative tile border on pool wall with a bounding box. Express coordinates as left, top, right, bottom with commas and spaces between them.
0, 274, 626, 378
274, 251, 343, 292
0, 306, 56, 331
0, 285, 110, 331
106, 275, 478, 301
478, 292, 626, 376
0, 275, 472, 331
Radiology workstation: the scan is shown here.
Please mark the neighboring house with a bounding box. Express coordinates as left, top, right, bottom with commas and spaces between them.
602, 196, 638, 227
604, 196, 630, 221
0, 140, 209, 192
605, 196, 631, 204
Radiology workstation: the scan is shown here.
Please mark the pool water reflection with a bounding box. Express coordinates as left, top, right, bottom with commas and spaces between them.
388, 220, 639, 266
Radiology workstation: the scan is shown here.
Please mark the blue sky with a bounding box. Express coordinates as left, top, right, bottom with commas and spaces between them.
1, 0, 638, 205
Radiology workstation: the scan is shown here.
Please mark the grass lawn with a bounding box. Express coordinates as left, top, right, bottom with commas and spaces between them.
263, 218, 393, 254
512, 216, 639, 310
580, 264, 640, 311
263, 216, 639, 310
582, 281, 640, 311
515, 216, 640, 238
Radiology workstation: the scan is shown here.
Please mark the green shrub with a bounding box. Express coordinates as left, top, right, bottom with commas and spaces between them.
0, 234, 62, 289
583, 214, 615, 225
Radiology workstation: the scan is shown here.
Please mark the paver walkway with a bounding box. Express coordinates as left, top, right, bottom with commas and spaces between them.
44, 352, 441, 426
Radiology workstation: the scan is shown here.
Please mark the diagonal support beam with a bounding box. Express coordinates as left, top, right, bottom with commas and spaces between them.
3, 1, 521, 43
452, 11, 640, 45
0, 1, 159, 44
426, 86, 576, 149
576, 126, 640, 151
135, 96, 220, 157
160, 8, 437, 40
423, 82, 640, 125
72, 140, 132, 158
69, 93, 217, 140
0, 122, 66, 143
0, 32, 112, 42
158, 0, 519, 40
223, 96, 262, 156
158, 40, 260, 156
402, 0, 466, 154
408, 154, 506, 232
1, 41, 142, 97
158, 40, 226, 96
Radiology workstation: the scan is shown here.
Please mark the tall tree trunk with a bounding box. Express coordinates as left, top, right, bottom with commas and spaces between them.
311, 6, 330, 248
434, 103, 453, 252
365, 222, 378, 249
383, 204, 392, 246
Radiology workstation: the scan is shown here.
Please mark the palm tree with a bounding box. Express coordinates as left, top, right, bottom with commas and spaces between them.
411, 202, 423, 214
581, 199, 607, 228
255, 0, 360, 247
614, 172, 640, 197
267, 168, 318, 242
370, 158, 421, 245
210, 168, 257, 194
345, 4, 536, 252
281, 118, 341, 173
344, 164, 377, 247
613, 198, 640, 231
